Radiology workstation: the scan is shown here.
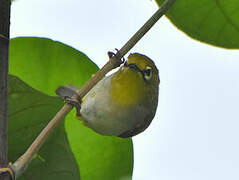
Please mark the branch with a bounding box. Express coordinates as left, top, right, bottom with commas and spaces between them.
11, 0, 176, 178
0, 0, 11, 180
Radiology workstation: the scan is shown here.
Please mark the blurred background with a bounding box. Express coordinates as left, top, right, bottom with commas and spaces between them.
10, 0, 239, 179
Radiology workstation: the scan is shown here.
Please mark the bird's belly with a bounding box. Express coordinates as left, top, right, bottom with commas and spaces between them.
79, 77, 141, 136
80, 94, 136, 136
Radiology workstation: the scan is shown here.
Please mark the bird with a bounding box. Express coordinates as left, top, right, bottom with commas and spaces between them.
56, 52, 160, 138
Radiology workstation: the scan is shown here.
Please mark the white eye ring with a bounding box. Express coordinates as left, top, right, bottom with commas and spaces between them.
143, 66, 152, 81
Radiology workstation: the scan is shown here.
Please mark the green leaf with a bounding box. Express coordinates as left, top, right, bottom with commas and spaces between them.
9, 37, 98, 96
156, 0, 239, 49
65, 111, 133, 180
9, 37, 134, 180
8, 75, 80, 180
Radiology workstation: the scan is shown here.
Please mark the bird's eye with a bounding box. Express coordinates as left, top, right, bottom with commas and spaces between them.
143, 66, 152, 81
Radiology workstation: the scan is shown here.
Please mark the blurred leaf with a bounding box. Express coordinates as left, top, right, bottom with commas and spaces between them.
8, 75, 80, 180
156, 0, 239, 49
9, 37, 134, 180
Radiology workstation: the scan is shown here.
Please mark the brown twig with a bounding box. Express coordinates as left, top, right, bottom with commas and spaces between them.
11, 0, 176, 178
0, 0, 11, 180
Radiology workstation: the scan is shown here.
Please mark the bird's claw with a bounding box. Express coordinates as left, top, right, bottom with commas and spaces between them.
107, 48, 125, 64
56, 85, 82, 116
64, 96, 82, 116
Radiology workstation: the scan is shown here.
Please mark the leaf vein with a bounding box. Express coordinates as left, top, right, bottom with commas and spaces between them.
215, 0, 239, 33
9, 103, 58, 117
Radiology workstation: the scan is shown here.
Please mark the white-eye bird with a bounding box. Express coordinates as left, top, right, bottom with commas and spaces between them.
56, 53, 160, 138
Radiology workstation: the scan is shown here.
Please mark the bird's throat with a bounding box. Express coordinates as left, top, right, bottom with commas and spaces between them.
111, 68, 145, 107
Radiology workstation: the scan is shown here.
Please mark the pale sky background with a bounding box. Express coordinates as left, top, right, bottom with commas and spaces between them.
10, 0, 239, 180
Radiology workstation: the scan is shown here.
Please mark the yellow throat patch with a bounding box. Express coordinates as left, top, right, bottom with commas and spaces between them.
110, 53, 159, 108
111, 67, 145, 107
